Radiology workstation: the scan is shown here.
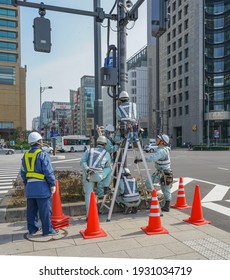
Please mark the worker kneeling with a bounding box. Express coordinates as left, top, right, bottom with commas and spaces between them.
116, 168, 141, 214
80, 136, 112, 218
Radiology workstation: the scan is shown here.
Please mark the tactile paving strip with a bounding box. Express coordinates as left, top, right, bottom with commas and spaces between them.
183, 237, 230, 260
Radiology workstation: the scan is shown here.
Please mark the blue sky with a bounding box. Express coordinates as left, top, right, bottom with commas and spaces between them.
19, 0, 147, 129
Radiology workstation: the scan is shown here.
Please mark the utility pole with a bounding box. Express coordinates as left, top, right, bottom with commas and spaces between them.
94, 0, 103, 139
117, 0, 128, 94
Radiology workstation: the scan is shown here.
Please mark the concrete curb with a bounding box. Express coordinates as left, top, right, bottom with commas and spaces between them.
0, 199, 149, 223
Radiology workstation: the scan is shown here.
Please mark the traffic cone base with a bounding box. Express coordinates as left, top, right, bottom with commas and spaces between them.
171, 203, 191, 209
171, 177, 191, 209
141, 225, 169, 235
183, 217, 210, 226
80, 192, 107, 239
80, 228, 107, 239
52, 180, 70, 229
183, 184, 211, 226
141, 189, 169, 236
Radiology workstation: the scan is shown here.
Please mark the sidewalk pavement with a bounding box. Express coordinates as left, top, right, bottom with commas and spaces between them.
0, 208, 230, 260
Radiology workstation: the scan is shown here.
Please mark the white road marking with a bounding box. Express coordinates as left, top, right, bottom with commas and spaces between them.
218, 167, 229, 171
203, 201, 230, 217
202, 185, 230, 202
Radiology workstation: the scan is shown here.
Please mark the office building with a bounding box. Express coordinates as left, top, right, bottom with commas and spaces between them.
0, 1, 26, 143
147, 0, 230, 146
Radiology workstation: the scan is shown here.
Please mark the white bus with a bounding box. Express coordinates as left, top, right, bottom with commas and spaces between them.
56, 135, 90, 152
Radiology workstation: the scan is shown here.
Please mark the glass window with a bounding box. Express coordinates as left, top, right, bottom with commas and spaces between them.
213, 2, 224, 14
0, 8, 16, 17
0, 52, 17, 62
0, 41, 16, 50
214, 32, 224, 43
0, 121, 13, 129
185, 105, 189, 114
214, 61, 224, 72
0, 19, 16, 28
0, 65, 16, 85
214, 46, 224, 58
214, 17, 224, 29
0, 30, 17, 39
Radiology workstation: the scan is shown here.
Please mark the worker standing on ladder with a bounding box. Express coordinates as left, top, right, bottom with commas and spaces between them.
80, 136, 112, 218
134, 134, 173, 212
116, 91, 138, 141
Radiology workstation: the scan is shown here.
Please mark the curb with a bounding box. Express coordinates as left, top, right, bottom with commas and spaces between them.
0, 199, 149, 223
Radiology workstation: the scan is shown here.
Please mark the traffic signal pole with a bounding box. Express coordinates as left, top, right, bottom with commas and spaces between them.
94, 0, 103, 140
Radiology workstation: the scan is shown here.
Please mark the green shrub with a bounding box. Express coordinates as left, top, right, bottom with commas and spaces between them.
9, 170, 84, 208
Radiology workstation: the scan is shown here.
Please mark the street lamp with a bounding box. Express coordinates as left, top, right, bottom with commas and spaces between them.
40, 83, 53, 133
205, 92, 210, 147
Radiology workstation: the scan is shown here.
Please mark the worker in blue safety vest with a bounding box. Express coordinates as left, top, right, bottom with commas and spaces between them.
21, 131, 58, 236
80, 135, 112, 218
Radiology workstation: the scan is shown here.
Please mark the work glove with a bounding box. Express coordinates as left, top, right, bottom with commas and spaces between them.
51, 186, 56, 195
86, 169, 95, 182
134, 157, 143, 164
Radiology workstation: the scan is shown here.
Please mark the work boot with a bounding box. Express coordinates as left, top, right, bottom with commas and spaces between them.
161, 201, 170, 212
104, 187, 111, 195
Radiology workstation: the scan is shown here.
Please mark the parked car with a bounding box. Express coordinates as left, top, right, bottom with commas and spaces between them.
144, 142, 158, 153
0, 146, 15, 155
42, 143, 53, 154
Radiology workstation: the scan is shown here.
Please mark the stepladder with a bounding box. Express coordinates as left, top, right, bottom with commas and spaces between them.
99, 131, 165, 221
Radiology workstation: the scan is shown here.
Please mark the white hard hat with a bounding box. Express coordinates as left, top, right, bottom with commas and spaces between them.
157, 134, 170, 146
119, 91, 129, 101
122, 167, 131, 175
97, 135, 107, 145
28, 131, 42, 145
105, 124, 115, 132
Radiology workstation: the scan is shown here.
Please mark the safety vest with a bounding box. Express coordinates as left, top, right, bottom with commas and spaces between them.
118, 102, 137, 122
24, 149, 45, 180
155, 147, 171, 165
87, 148, 107, 171
123, 177, 139, 200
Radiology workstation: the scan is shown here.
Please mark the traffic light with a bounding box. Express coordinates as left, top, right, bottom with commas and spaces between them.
33, 17, 51, 53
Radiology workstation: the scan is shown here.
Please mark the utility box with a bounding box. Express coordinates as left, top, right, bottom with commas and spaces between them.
100, 67, 117, 86
33, 17, 51, 53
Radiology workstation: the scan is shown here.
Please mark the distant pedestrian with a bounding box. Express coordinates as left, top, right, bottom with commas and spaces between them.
21, 131, 58, 236
20, 144, 24, 153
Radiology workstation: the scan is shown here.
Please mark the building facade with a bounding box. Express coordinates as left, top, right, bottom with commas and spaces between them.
204, 0, 230, 145
147, 0, 230, 146
0, 1, 26, 143
81, 75, 95, 137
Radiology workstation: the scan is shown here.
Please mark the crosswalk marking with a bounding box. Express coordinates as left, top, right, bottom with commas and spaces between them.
202, 201, 230, 216
202, 184, 230, 202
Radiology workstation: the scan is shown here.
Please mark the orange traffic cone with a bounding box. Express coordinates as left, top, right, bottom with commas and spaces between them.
183, 185, 211, 226
80, 192, 107, 239
171, 177, 191, 209
141, 189, 169, 235
52, 180, 70, 230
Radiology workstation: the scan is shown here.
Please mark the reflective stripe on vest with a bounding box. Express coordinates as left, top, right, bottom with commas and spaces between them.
155, 147, 171, 165
123, 177, 139, 197
119, 103, 136, 121
25, 149, 45, 180
88, 148, 107, 171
